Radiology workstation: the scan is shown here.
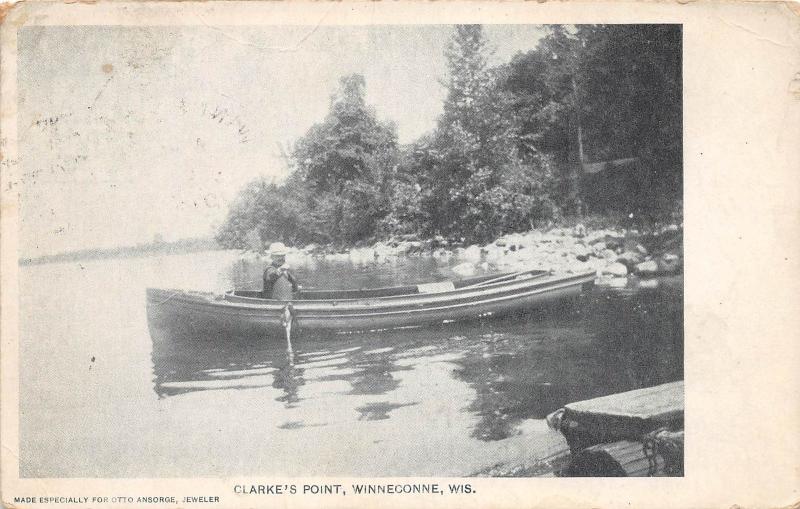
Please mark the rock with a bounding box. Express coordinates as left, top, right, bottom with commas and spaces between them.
503, 250, 528, 265
495, 239, 507, 247
584, 258, 605, 272
659, 252, 682, 273
325, 252, 350, 262
592, 242, 607, 254
348, 247, 375, 264
483, 244, 506, 262
637, 279, 660, 289
526, 230, 543, 243
406, 240, 424, 254
394, 241, 423, 255
604, 236, 624, 251
596, 276, 629, 288
635, 260, 659, 276
601, 249, 618, 261
432, 235, 447, 248
516, 233, 538, 249
635, 244, 648, 256
373, 242, 395, 258
573, 244, 591, 262
460, 245, 482, 262
585, 231, 606, 244
616, 250, 643, 269
452, 262, 476, 277
565, 260, 590, 274
601, 262, 628, 277
573, 223, 587, 238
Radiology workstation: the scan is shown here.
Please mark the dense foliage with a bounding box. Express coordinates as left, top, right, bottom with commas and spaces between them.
216, 75, 398, 248
217, 24, 682, 249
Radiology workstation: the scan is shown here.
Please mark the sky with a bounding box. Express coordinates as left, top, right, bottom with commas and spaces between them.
18, 25, 547, 256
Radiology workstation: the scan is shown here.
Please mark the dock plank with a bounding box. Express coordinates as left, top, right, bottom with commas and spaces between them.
565, 381, 683, 420
553, 381, 684, 452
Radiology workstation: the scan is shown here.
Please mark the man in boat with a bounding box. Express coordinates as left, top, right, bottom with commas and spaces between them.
262, 242, 300, 300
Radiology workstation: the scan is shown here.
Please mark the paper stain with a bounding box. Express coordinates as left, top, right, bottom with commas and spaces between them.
790, 72, 800, 99
787, 2, 800, 19
101, 63, 114, 74
0, 1, 23, 27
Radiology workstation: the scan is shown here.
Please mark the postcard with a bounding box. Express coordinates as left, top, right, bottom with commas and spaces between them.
1, 1, 798, 508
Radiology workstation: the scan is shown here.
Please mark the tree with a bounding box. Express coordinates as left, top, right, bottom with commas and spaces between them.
292, 74, 399, 243
215, 179, 314, 248
503, 24, 682, 216
217, 24, 682, 250
414, 25, 557, 242
218, 75, 398, 248
575, 24, 682, 213
293, 74, 397, 193
502, 25, 582, 210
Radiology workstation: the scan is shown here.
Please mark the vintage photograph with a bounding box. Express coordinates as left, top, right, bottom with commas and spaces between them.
14, 22, 683, 479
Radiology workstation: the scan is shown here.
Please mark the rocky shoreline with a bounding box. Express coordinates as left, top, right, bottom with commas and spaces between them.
246, 223, 683, 288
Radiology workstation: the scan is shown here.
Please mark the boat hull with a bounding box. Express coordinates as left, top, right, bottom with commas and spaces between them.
146, 271, 595, 337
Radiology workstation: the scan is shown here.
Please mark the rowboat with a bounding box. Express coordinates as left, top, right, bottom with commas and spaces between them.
146, 269, 595, 340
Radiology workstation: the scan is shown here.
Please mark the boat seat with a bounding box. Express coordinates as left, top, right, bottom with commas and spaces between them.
417, 281, 456, 293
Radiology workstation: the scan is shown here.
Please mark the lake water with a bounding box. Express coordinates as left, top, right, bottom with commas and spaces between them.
19, 250, 683, 477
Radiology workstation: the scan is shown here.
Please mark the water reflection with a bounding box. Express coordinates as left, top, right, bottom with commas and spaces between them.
313, 346, 414, 396
20, 251, 683, 477
148, 315, 423, 405
451, 305, 588, 441
272, 356, 305, 407
148, 325, 288, 399
451, 282, 683, 442
591, 278, 684, 389
356, 401, 419, 421
147, 275, 682, 451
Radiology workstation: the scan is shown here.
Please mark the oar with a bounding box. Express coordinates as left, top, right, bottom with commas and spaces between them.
464, 269, 546, 289
281, 304, 294, 353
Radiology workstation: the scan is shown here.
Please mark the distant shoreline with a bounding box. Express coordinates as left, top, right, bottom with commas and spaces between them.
18, 237, 220, 266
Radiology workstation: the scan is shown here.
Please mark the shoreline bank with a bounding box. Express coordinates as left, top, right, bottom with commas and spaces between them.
247, 223, 683, 288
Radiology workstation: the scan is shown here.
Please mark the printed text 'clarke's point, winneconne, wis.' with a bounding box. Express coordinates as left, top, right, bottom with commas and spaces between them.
233, 483, 476, 496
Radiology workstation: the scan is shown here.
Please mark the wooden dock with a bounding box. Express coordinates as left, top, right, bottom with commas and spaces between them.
547, 381, 684, 476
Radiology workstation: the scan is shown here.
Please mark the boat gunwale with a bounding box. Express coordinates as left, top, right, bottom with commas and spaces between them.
147, 271, 595, 314
283, 275, 592, 320
225, 269, 551, 303
292, 270, 549, 300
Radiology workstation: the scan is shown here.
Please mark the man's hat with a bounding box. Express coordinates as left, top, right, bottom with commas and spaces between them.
268, 242, 288, 256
